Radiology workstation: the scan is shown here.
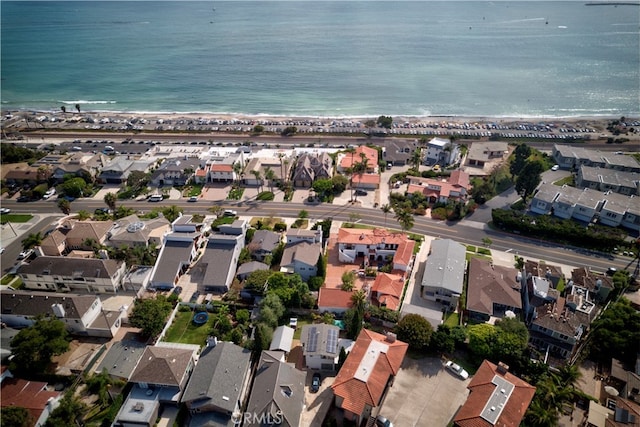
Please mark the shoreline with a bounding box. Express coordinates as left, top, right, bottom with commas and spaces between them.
3, 108, 633, 126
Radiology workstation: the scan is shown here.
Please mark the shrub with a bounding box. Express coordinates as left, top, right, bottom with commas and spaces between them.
256, 191, 274, 201
273, 222, 287, 232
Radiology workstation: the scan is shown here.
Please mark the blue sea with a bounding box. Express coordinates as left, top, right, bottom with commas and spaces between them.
1, 1, 639, 118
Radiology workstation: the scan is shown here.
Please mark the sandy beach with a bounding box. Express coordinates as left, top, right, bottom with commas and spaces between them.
3, 109, 633, 135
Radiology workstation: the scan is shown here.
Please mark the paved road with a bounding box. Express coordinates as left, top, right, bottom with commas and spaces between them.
1, 198, 628, 275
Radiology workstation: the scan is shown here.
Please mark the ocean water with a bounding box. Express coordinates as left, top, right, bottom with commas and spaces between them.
1, 1, 638, 118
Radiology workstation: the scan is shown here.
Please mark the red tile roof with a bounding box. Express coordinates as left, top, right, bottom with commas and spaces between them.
210, 164, 233, 172
338, 228, 410, 246
331, 329, 408, 418
318, 288, 354, 310
1, 377, 60, 423
351, 173, 380, 185
393, 240, 415, 269
339, 146, 379, 169
454, 360, 536, 427
372, 273, 404, 310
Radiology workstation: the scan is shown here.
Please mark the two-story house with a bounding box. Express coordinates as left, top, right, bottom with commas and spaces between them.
150, 157, 201, 187
280, 241, 321, 281
424, 137, 460, 166
421, 239, 466, 308
300, 323, 342, 371
576, 165, 639, 196
249, 230, 281, 262
17, 256, 126, 293
293, 152, 333, 187
337, 228, 415, 272
182, 341, 252, 426
331, 330, 408, 425
0, 291, 123, 338
406, 170, 470, 204
466, 258, 522, 322
114, 345, 197, 427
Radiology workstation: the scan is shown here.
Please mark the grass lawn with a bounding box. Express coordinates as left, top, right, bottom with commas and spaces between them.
249, 217, 284, 228
163, 310, 212, 346
1, 214, 33, 223
444, 312, 460, 327
186, 184, 203, 197
292, 317, 313, 340
554, 176, 574, 186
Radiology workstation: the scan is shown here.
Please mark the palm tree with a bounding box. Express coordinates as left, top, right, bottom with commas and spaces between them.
22, 232, 43, 250
209, 205, 224, 218
350, 289, 367, 312
410, 148, 422, 171
103, 192, 117, 212
556, 364, 581, 388
57, 198, 71, 215
251, 170, 263, 193
381, 204, 392, 225
162, 205, 183, 223
232, 161, 243, 185
394, 207, 414, 231
264, 166, 276, 193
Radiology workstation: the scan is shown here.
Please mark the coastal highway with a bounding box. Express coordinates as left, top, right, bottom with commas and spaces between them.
2, 199, 629, 275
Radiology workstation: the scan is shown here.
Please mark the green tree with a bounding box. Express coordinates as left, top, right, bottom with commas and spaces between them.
129, 295, 172, 338
394, 207, 415, 231
337, 346, 348, 372
251, 170, 263, 193
1, 406, 34, 427
515, 160, 544, 201
410, 148, 423, 170
494, 317, 529, 365
10, 316, 70, 374
45, 390, 86, 427
312, 178, 333, 199
57, 198, 71, 215
236, 309, 250, 325
60, 177, 88, 198
510, 143, 532, 177
467, 323, 498, 363
252, 322, 273, 352
126, 170, 150, 190
264, 166, 276, 193
381, 204, 392, 225
258, 293, 285, 328
331, 175, 349, 193
244, 269, 273, 294
21, 232, 43, 250
376, 115, 393, 129
104, 191, 117, 211
341, 271, 356, 291
162, 205, 183, 223
114, 205, 136, 219
589, 298, 640, 367
395, 314, 433, 350
298, 209, 309, 219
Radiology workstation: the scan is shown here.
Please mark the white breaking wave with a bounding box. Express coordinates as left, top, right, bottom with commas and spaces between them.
59, 100, 117, 105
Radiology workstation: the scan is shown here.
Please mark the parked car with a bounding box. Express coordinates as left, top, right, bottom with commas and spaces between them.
223, 209, 237, 217
172, 286, 183, 295
0, 208, 11, 214
354, 189, 368, 196
188, 196, 198, 202
551, 164, 560, 171
606, 267, 617, 276
310, 373, 321, 393
17, 249, 34, 260
189, 291, 201, 303
445, 361, 469, 380
376, 415, 393, 427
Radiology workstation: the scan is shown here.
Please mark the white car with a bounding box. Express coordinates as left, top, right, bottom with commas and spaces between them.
445, 361, 469, 380
17, 249, 34, 260
551, 164, 559, 171
0, 208, 10, 214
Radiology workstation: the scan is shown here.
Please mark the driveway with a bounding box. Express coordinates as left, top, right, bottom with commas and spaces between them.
378, 357, 470, 427
301, 370, 335, 427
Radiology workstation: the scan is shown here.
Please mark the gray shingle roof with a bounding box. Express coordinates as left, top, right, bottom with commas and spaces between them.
244, 351, 305, 427
17, 256, 123, 279
181, 342, 251, 412
130, 346, 194, 387
421, 239, 466, 294
199, 235, 242, 289
280, 242, 321, 268
251, 230, 281, 253
0, 290, 97, 320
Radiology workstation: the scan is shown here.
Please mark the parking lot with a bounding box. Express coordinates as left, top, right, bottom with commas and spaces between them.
378, 356, 470, 427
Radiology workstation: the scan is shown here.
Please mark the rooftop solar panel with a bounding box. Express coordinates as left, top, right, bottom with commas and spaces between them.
326, 328, 338, 353
307, 326, 318, 353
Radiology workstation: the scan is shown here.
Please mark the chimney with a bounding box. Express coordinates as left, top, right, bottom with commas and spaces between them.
497, 362, 509, 375
385, 332, 397, 343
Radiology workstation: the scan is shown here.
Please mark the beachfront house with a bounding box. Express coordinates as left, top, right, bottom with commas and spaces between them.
424, 137, 460, 166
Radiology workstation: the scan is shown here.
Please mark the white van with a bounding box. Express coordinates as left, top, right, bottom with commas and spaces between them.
148, 194, 164, 202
